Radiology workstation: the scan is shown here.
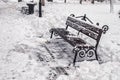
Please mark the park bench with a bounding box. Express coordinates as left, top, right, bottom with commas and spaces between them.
49, 14, 109, 65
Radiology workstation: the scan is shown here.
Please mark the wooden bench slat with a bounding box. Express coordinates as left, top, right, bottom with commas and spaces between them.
51, 28, 86, 46
66, 17, 102, 34
67, 37, 86, 46
66, 20, 98, 40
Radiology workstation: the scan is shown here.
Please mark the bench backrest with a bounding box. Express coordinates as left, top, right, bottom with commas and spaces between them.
66, 16, 103, 48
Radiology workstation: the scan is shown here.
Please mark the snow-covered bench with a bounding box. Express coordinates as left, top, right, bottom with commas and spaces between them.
49, 14, 109, 65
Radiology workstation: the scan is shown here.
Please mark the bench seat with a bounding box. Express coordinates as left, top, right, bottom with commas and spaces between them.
50, 28, 86, 46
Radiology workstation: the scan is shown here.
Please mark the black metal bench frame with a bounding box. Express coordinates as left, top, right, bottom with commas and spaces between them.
50, 14, 109, 65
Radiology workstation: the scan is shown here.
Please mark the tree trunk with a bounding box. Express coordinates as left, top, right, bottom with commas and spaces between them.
41, 0, 45, 6
80, 0, 82, 4
91, 0, 94, 4
110, 0, 114, 13
64, 0, 66, 3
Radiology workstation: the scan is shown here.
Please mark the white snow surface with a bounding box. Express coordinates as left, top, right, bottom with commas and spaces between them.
0, 1, 120, 80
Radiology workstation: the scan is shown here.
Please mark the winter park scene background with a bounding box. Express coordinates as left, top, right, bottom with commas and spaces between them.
0, 0, 120, 80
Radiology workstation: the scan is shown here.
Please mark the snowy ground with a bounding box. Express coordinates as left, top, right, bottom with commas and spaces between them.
0, 1, 120, 80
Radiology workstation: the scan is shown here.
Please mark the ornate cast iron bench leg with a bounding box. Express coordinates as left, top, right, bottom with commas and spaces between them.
50, 31, 54, 38
73, 51, 78, 66
95, 49, 98, 60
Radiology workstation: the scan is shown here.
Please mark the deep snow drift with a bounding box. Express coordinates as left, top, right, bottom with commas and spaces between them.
0, 1, 120, 80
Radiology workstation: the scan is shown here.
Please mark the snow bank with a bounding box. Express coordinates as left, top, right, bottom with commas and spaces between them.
67, 61, 120, 80
0, 1, 120, 80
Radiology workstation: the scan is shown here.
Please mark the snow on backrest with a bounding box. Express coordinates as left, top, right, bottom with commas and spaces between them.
66, 16, 103, 40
